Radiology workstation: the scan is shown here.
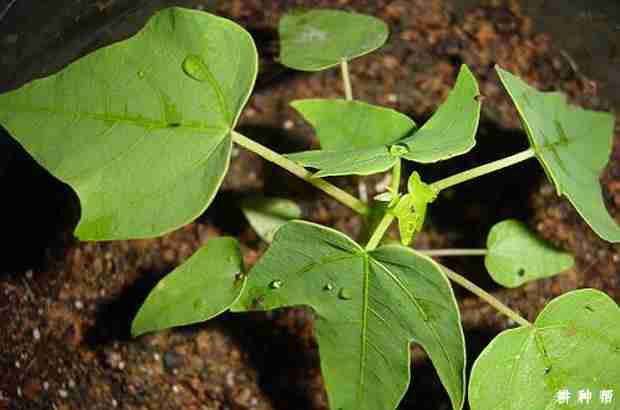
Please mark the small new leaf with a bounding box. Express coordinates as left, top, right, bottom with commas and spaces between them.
232, 221, 466, 410
132, 237, 246, 336
469, 289, 620, 410
496, 66, 619, 243
279, 9, 389, 71
485, 219, 574, 288
240, 196, 302, 243
392, 172, 438, 245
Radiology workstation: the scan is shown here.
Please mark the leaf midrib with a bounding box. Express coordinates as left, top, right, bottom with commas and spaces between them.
1, 104, 229, 133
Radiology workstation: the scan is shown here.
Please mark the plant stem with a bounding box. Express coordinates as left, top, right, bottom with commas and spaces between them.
340, 59, 353, 100
422, 249, 488, 257
440, 264, 532, 327
430, 148, 536, 192
365, 160, 400, 251
232, 131, 369, 215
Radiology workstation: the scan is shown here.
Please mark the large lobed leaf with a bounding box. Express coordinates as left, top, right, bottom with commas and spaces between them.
496, 66, 619, 243
485, 219, 574, 288
287, 65, 480, 177
469, 289, 620, 410
279, 9, 389, 71
0, 8, 258, 240
132, 237, 246, 336
231, 221, 466, 410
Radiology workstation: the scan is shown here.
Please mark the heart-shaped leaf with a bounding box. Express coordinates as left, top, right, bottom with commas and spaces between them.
286, 65, 480, 177
485, 219, 574, 288
469, 289, 620, 410
279, 9, 389, 71
132, 237, 246, 336
290, 99, 416, 150
240, 196, 302, 242
232, 221, 466, 410
0, 8, 258, 240
400, 64, 481, 163
496, 66, 619, 242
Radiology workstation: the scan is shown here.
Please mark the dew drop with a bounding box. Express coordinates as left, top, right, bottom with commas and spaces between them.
137, 70, 145, 78
269, 279, 283, 289
182, 55, 208, 82
323, 283, 334, 291
389, 144, 409, 156
234, 272, 245, 282
338, 288, 352, 300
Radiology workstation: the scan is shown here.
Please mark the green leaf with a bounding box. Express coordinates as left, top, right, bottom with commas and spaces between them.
0, 8, 258, 240
392, 172, 438, 245
240, 196, 302, 242
400, 65, 481, 163
496, 66, 619, 242
290, 99, 416, 150
279, 9, 389, 71
132, 237, 246, 336
232, 221, 466, 410
484, 219, 575, 288
469, 289, 620, 410
286, 146, 397, 177
286, 67, 480, 177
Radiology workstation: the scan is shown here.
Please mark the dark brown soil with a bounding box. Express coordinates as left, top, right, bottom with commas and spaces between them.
1, 1, 618, 409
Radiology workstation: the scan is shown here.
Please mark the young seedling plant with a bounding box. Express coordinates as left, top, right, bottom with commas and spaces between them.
1, 7, 619, 410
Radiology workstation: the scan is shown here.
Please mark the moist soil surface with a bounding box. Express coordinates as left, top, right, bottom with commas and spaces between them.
1, 1, 619, 409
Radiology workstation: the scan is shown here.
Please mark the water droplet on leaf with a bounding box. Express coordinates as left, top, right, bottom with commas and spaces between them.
323, 283, 334, 291
338, 288, 352, 300
137, 70, 145, 78
389, 144, 409, 156
182, 55, 209, 82
234, 272, 245, 282
269, 279, 283, 289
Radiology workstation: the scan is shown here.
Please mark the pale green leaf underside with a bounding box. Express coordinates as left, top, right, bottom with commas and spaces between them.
240, 196, 302, 243
496, 66, 619, 242
131, 237, 246, 336
469, 289, 620, 410
290, 99, 416, 150
286, 146, 398, 177
485, 219, 574, 288
279, 9, 389, 71
232, 221, 466, 410
0, 8, 258, 240
286, 65, 480, 177
400, 64, 481, 163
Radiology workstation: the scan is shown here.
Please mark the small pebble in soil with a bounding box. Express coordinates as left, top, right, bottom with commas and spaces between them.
43, 382, 49, 391
387, 93, 398, 103
283, 120, 294, 130
32, 328, 40, 340
112, 399, 118, 407
74, 300, 84, 309
163, 351, 183, 370
58, 389, 68, 398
